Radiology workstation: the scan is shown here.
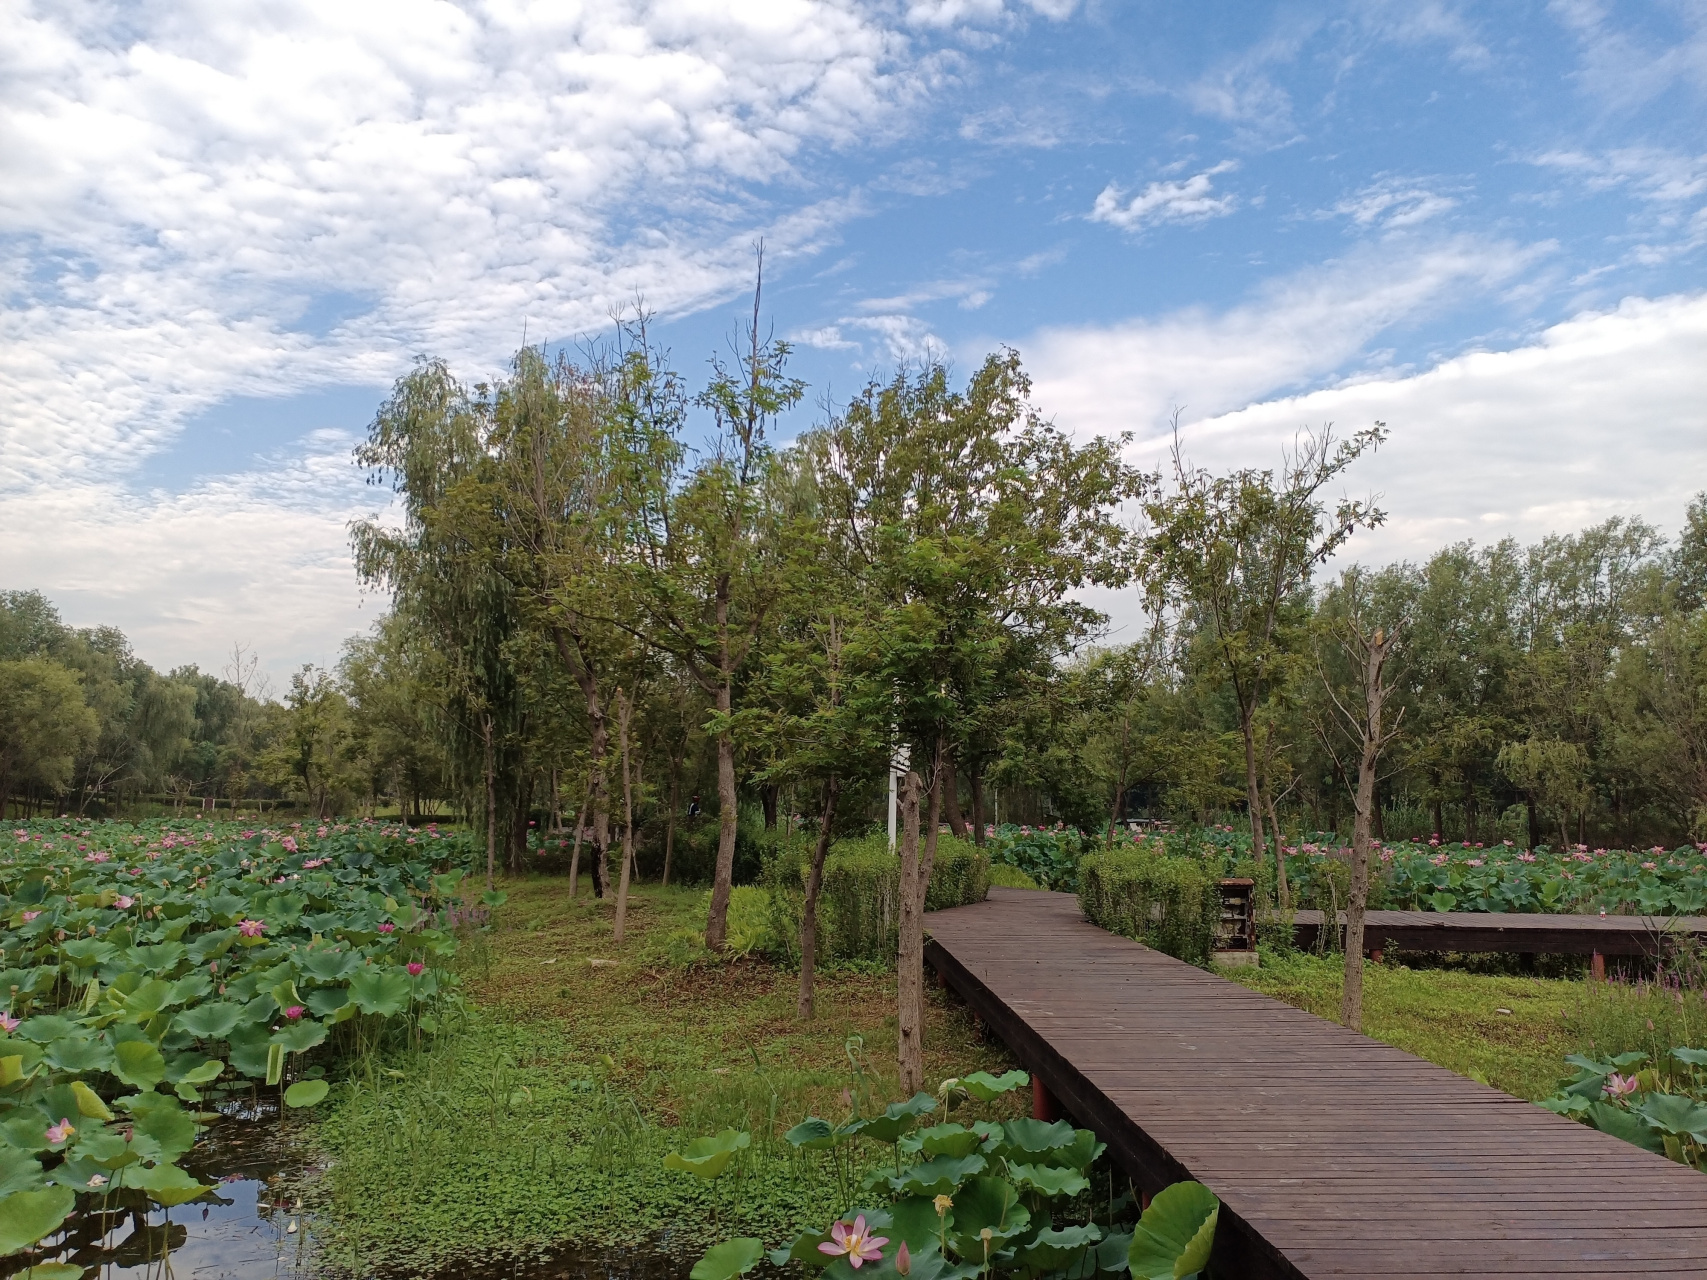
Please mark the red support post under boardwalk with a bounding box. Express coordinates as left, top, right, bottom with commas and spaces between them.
1031, 1074, 1057, 1122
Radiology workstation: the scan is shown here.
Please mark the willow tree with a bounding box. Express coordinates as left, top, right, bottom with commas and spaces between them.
812, 349, 1143, 1093
351, 359, 529, 890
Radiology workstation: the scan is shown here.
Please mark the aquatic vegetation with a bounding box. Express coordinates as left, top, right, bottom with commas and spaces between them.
0, 816, 485, 1270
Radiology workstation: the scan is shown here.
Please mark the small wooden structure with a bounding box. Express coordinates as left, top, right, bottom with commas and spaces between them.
1213, 877, 1257, 966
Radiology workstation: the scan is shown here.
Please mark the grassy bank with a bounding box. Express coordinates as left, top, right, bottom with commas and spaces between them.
311, 878, 1016, 1275
1225, 950, 1707, 1100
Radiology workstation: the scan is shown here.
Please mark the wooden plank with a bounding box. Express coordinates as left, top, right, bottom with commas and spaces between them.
1287, 908, 1707, 956
924, 888, 1707, 1280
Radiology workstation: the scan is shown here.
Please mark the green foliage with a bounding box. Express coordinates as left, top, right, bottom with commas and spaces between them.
985, 826, 1087, 892
1078, 848, 1221, 965
987, 864, 1039, 890
764, 834, 990, 965
0, 816, 478, 1243
1128, 1181, 1220, 1280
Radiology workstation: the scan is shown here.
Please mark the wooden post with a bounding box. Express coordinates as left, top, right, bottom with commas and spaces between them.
1592, 950, 1605, 982
1369, 948, 1383, 964
1031, 1076, 1057, 1122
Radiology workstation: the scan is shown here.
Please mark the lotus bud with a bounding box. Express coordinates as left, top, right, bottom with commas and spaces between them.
896, 1242, 910, 1276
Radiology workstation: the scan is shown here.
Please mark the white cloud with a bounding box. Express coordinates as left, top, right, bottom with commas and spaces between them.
1088, 161, 1239, 232
1333, 178, 1460, 229
0, 0, 929, 489
1170, 292, 1707, 565
1024, 233, 1545, 436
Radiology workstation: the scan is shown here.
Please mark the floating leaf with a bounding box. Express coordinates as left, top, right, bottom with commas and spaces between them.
133, 1162, 212, 1208
689, 1238, 763, 1280
959, 1069, 1028, 1101
1129, 1181, 1219, 1280
663, 1130, 751, 1180
112, 1040, 166, 1090
284, 1079, 329, 1108
173, 1002, 244, 1039
0, 1184, 76, 1254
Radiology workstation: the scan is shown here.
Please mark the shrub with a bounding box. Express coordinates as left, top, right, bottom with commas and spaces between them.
761, 832, 990, 965
989, 863, 1040, 889
1078, 846, 1222, 966
986, 825, 1087, 891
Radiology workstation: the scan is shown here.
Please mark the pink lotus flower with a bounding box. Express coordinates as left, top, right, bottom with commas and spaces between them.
0, 1013, 18, 1033
45, 1118, 75, 1144
83, 851, 109, 863
1605, 1073, 1640, 1099
284, 1005, 305, 1020
237, 919, 266, 938
281, 836, 298, 853
21, 911, 39, 922
896, 1242, 911, 1276
1466, 859, 1483, 868
1517, 853, 1536, 863
378, 922, 396, 934
87, 1173, 107, 1188
406, 962, 425, 976
819, 1216, 887, 1268
114, 895, 133, 909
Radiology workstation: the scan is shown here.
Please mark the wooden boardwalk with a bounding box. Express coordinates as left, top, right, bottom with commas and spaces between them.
1289, 907, 1707, 957
925, 888, 1707, 1279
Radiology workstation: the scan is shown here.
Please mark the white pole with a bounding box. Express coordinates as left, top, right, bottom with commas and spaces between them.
888, 766, 898, 851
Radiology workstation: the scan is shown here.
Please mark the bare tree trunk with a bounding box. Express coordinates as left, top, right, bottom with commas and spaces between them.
798, 776, 840, 1020
663, 767, 679, 888
1241, 709, 1268, 874
761, 784, 779, 829
896, 768, 926, 1094
706, 673, 737, 951
482, 713, 497, 894
968, 765, 985, 845
1342, 629, 1393, 1033
567, 790, 590, 899
592, 787, 611, 899
942, 753, 967, 837
614, 691, 635, 945
1268, 794, 1289, 908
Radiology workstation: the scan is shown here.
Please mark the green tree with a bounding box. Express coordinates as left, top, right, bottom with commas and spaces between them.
0, 659, 99, 818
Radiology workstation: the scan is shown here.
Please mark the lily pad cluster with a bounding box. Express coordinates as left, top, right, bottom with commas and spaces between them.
0, 818, 486, 1269
672, 1069, 1220, 1280
1541, 1046, 1707, 1168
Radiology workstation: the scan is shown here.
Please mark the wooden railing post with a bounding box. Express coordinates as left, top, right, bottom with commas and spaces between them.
1031, 1075, 1057, 1122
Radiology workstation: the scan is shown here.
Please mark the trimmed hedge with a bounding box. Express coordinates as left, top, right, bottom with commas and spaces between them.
1078, 846, 1221, 966
763, 833, 991, 964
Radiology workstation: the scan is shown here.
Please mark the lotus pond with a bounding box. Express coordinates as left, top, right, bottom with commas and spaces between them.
0, 816, 486, 1277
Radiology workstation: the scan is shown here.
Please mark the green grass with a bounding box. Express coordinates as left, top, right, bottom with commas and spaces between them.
1224, 951, 1584, 1099
311, 877, 1017, 1275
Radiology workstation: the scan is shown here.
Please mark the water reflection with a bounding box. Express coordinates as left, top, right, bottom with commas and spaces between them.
3, 1113, 317, 1280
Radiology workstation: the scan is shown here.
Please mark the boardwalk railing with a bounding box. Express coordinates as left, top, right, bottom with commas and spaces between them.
926, 888, 1707, 1279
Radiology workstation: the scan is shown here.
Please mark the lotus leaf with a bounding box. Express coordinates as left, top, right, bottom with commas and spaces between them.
784, 1117, 836, 1150
0, 1148, 43, 1197
1674, 1048, 1707, 1068
130, 1105, 196, 1163
270, 1020, 328, 1054
1634, 1092, 1707, 1141
168, 974, 214, 1006
996, 1117, 1077, 1157
959, 1069, 1028, 1101
173, 1002, 244, 1039
133, 1161, 212, 1207
226, 1028, 271, 1079
266, 1043, 284, 1086
348, 968, 412, 1016
68, 1082, 112, 1122
0, 1183, 76, 1254
43, 1038, 112, 1075
690, 1238, 764, 1280
15, 1017, 78, 1046
18, 1263, 81, 1280
1129, 1181, 1219, 1280
59, 939, 116, 968
663, 1129, 751, 1180
299, 950, 362, 982
947, 1176, 1030, 1258
112, 1040, 166, 1090
888, 1154, 988, 1197
1016, 1223, 1103, 1272
284, 1079, 329, 1108
74, 1130, 136, 1170
304, 987, 349, 1018
768, 1227, 834, 1268
1007, 1161, 1090, 1197
1585, 1101, 1666, 1153
916, 1123, 984, 1160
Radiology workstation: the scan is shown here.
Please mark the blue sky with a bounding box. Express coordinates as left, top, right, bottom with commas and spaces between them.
3, 0, 1704, 680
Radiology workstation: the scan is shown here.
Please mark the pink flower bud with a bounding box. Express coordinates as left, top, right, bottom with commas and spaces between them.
407, 962, 425, 977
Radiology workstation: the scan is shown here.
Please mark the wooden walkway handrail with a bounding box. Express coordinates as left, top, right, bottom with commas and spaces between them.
925, 888, 1707, 1279
1283, 907, 1707, 957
